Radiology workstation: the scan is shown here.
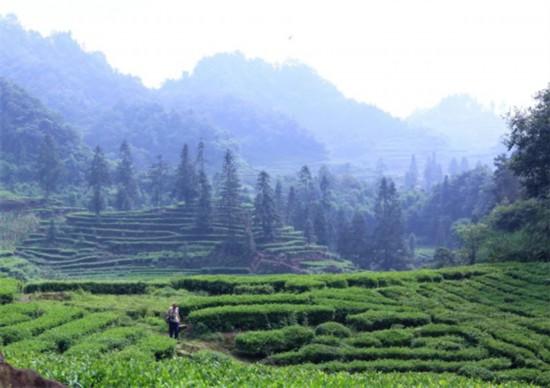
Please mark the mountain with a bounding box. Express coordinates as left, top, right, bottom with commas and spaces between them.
159, 52, 448, 168
0, 15, 148, 127
408, 94, 507, 152
0, 78, 88, 185
0, 16, 327, 170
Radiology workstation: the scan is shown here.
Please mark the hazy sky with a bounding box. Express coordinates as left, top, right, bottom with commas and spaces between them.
1, 0, 549, 117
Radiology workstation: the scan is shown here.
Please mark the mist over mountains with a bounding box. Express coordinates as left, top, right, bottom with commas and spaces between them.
0, 15, 507, 173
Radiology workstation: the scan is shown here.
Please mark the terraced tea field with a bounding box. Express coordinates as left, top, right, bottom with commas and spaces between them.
1, 262, 549, 387
16, 204, 350, 277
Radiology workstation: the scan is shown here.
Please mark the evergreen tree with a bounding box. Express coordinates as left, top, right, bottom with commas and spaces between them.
87, 146, 110, 215
423, 153, 443, 191
274, 179, 284, 226
195, 169, 212, 232
304, 217, 316, 244
313, 204, 328, 245
218, 149, 242, 233
254, 171, 278, 241
460, 157, 470, 174
149, 155, 168, 207
195, 141, 212, 232
492, 154, 521, 204
404, 155, 418, 190
349, 211, 369, 267
296, 165, 314, 232
286, 185, 298, 226
174, 144, 197, 204
335, 209, 351, 256
115, 140, 137, 210
36, 134, 62, 199
448, 158, 459, 177
373, 177, 408, 269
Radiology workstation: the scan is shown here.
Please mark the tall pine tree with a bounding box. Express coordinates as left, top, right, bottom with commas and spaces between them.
373, 177, 408, 270
149, 155, 168, 207
115, 140, 137, 210
37, 134, 62, 199
174, 144, 197, 205
195, 142, 212, 232
404, 155, 418, 190
88, 146, 110, 215
218, 149, 242, 234
254, 171, 278, 241
274, 179, 284, 226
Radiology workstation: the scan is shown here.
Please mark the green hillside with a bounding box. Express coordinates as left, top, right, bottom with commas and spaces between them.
1, 262, 548, 386
15, 204, 348, 278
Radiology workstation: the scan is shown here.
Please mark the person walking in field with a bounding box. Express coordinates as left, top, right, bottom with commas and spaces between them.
166, 303, 180, 339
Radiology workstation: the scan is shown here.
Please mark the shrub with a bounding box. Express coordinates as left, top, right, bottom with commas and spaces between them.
189, 304, 335, 331
284, 278, 326, 293
312, 335, 342, 346
24, 281, 150, 294
458, 365, 495, 381
179, 293, 312, 316
347, 329, 414, 347
347, 310, 430, 331
315, 322, 351, 338
235, 325, 314, 356
234, 284, 274, 295
0, 277, 19, 304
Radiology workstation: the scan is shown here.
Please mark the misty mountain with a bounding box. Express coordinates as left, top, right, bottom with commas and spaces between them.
0, 16, 326, 169
159, 52, 448, 167
0, 15, 148, 127
0, 78, 88, 185
408, 94, 507, 151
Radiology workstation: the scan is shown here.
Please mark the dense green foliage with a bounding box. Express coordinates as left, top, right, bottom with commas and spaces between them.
1, 262, 548, 386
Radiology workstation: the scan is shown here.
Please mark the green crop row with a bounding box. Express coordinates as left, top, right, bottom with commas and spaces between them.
235, 325, 314, 356
0, 305, 83, 345
23, 280, 161, 294
179, 293, 312, 315
189, 303, 335, 331
4, 350, 529, 387
65, 326, 145, 356
268, 344, 490, 365
347, 310, 431, 330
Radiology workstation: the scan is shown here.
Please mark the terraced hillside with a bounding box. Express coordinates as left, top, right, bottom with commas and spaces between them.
16, 204, 349, 277
1, 262, 548, 386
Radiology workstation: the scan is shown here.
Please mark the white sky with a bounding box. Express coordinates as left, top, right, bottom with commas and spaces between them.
1, 0, 549, 117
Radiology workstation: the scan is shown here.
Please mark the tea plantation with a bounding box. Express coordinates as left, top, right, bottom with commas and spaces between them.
1, 262, 549, 387
15, 204, 352, 278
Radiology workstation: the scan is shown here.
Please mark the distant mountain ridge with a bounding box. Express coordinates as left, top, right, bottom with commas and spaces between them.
408, 94, 507, 151
0, 15, 469, 172
159, 52, 448, 166
0, 16, 327, 169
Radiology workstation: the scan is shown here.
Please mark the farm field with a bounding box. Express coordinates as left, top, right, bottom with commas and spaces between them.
13, 204, 351, 277
1, 262, 549, 387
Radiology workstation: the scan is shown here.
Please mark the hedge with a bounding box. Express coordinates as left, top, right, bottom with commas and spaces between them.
23, 281, 157, 294
0, 277, 20, 304
179, 293, 312, 316
346, 329, 414, 347
315, 322, 351, 338
347, 310, 431, 330
269, 345, 489, 365
188, 304, 335, 331
235, 325, 314, 356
